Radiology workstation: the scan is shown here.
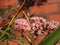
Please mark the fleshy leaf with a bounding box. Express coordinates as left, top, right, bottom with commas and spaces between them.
39, 27, 60, 45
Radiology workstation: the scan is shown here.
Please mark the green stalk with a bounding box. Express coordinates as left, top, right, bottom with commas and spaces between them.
22, 11, 32, 43
0, 37, 6, 41
16, 37, 27, 45
0, 13, 17, 40
0, 11, 22, 41
7, 15, 16, 28
0, 30, 13, 39
39, 27, 60, 45
0, 30, 27, 45
22, 11, 30, 22
0, 30, 10, 36
0, 28, 11, 40
25, 36, 32, 43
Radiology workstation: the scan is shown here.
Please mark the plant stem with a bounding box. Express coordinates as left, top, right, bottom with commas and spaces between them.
25, 36, 32, 43
0, 0, 26, 42
0, 37, 6, 41
0, 14, 16, 40
16, 37, 27, 45
22, 11, 30, 22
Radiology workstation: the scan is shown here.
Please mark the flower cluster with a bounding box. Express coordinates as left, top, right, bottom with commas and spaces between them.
13, 16, 59, 35
13, 19, 31, 31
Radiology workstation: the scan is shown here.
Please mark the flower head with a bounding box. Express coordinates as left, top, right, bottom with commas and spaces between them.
13, 19, 31, 31
13, 17, 60, 35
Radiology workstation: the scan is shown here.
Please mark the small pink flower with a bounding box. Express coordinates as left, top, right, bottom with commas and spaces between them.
13, 16, 59, 35
14, 19, 31, 31
47, 21, 59, 30
37, 30, 42, 35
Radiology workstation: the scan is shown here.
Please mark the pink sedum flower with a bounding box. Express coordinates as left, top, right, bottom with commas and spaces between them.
47, 21, 59, 30
14, 19, 31, 31
13, 16, 60, 35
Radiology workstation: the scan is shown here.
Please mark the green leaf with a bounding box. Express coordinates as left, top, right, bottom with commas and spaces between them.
39, 27, 60, 45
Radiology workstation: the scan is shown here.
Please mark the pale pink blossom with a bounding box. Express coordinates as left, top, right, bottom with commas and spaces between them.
47, 21, 59, 30
13, 17, 59, 35
14, 19, 31, 31
37, 30, 42, 35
